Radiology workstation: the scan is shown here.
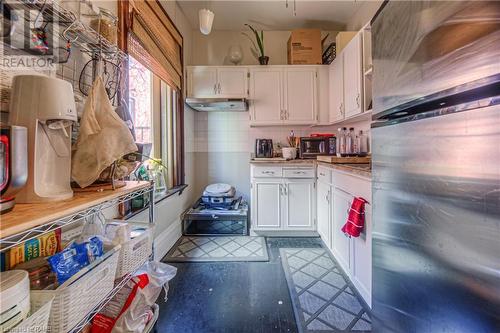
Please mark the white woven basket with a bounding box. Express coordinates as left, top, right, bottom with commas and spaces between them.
31, 248, 120, 333
115, 224, 153, 279
8, 294, 54, 333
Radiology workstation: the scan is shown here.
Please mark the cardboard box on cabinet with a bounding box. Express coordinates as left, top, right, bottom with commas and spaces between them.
287, 29, 322, 65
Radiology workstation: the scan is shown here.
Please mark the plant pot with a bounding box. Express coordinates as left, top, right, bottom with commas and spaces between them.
258, 56, 269, 65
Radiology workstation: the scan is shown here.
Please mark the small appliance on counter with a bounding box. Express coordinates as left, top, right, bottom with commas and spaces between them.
0, 125, 27, 214
8, 75, 78, 203
299, 134, 336, 159
255, 139, 273, 158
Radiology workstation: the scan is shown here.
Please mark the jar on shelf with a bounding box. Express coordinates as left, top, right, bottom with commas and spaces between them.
90, 8, 117, 45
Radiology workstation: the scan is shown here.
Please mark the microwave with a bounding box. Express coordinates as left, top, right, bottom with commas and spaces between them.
299, 136, 336, 159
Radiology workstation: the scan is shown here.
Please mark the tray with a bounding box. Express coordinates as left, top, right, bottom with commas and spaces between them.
317, 156, 371, 164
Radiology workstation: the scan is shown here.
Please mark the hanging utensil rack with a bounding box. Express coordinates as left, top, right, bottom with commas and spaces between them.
4, 0, 126, 60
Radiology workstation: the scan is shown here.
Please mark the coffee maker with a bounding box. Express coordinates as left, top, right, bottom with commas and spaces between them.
9, 75, 77, 202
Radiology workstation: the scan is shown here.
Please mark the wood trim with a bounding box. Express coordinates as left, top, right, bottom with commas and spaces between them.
175, 90, 185, 185
117, 0, 129, 52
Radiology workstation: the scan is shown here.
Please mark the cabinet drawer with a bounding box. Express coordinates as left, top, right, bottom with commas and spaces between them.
317, 166, 332, 184
283, 168, 315, 178
253, 166, 282, 178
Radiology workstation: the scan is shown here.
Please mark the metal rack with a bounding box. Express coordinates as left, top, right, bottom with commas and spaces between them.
4, 0, 125, 60
0, 182, 155, 333
0, 184, 154, 251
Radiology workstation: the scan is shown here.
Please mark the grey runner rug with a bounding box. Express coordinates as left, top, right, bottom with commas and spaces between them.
280, 248, 372, 332
164, 236, 269, 262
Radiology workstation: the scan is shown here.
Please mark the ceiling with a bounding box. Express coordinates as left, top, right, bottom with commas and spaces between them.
177, 1, 366, 31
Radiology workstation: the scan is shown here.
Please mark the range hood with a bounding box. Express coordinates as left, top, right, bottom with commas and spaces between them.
185, 98, 248, 112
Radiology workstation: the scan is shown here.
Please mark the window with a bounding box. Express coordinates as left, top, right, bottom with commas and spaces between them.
128, 57, 153, 146
118, 0, 185, 190
127, 56, 183, 191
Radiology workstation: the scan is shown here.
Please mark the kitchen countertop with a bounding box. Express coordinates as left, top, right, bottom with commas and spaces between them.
317, 161, 372, 179
250, 158, 372, 178
250, 158, 315, 165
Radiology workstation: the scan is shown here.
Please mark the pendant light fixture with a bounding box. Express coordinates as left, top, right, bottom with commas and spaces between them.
199, 8, 214, 35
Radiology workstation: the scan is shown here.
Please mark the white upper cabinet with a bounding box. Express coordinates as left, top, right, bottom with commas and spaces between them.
329, 55, 344, 123
187, 66, 248, 98
343, 33, 363, 118
249, 66, 319, 126
188, 67, 218, 98
283, 67, 317, 124
217, 67, 249, 97
249, 67, 284, 125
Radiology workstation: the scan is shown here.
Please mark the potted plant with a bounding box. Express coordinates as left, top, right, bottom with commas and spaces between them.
242, 24, 268, 65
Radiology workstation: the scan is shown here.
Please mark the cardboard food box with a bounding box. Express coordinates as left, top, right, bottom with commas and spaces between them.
287, 29, 322, 65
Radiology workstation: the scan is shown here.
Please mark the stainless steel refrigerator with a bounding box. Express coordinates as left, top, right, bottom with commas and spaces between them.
371, 1, 500, 332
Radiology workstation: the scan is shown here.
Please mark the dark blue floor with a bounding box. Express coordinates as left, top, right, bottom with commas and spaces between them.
158, 237, 323, 333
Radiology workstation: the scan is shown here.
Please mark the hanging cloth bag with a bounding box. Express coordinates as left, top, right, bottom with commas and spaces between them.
72, 77, 137, 188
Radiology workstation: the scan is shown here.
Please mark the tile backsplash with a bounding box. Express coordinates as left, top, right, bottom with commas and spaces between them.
193, 111, 371, 154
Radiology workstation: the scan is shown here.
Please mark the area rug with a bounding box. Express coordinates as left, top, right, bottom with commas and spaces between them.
164, 236, 269, 262
280, 248, 372, 332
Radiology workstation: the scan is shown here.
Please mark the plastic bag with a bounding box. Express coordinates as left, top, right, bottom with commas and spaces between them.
136, 261, 177, 303
91, 262, 176, 333
112, 262, 177, 333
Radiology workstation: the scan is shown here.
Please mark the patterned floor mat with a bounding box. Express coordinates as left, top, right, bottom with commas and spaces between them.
280, 248, 372, 332
164, 236, 269, 262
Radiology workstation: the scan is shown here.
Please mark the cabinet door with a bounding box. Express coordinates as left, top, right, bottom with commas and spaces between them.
332, 187, 353, 272
249, 68, 283, 125
343, 33, 363, 118
283, 67, 317, 124
329, 56, 344, 123
283, 180, 315, 229
217, 67, 248, 97
353, 202, 372, 306
317, 181, 331, 248
188, 67, 218, 98
252, 182, 282, 229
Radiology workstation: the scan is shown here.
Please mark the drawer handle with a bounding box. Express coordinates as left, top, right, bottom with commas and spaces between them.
293, 171, 306, 174
319, 172, 326, 176
262, 171, 275, 175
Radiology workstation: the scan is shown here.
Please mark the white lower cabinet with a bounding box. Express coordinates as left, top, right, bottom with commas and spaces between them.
316, 166, 372, 306
331, 187, 353, 272
316, 180, 331, 247
284, 180, 315, 229
253, 181, 282, 229
251, 165, 316, 232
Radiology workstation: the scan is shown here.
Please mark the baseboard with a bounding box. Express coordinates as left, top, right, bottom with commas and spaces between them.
154, 218, 182, 260
251, 230, 319, 237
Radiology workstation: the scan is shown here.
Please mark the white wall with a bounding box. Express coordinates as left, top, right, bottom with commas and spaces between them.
345, 0, 384, 31
191, 30, 336, 66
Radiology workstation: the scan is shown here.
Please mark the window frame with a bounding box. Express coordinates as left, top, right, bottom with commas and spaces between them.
118, 0, 185, 187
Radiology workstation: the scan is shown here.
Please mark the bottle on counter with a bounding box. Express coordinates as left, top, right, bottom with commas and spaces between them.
346, 127, 355, 156
338, 127, 347, 156
358, 130, 368, 156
